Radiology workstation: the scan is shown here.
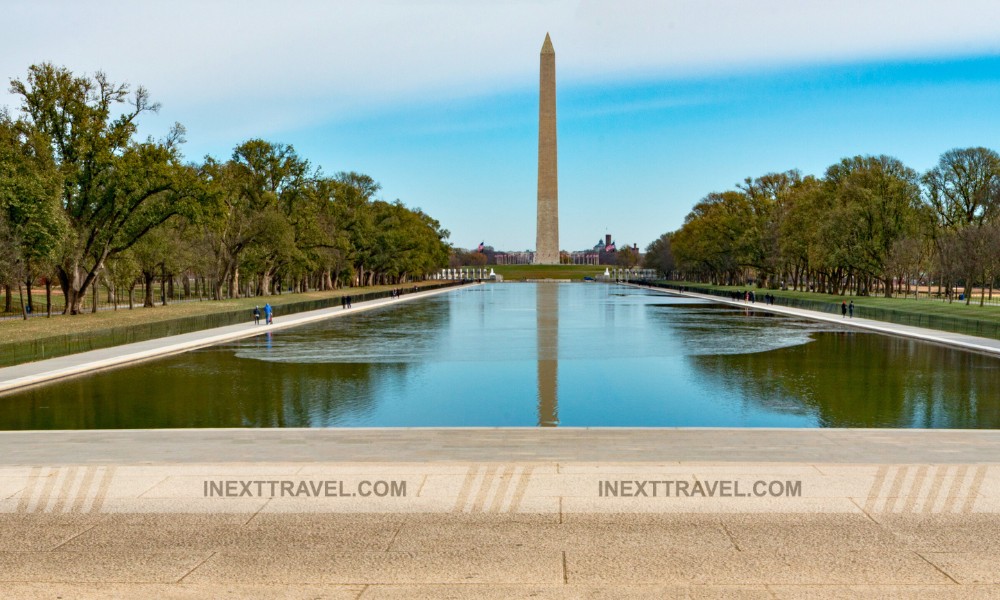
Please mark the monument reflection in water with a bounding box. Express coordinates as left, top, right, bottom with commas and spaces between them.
536, 283, 559, 426
3, 283, 1000, 429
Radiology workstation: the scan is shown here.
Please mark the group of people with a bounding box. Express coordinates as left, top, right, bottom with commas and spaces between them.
841, 300, 855, 318
252, 303, 273, 325
341, 295, 353, 309
726, 289, 781, 305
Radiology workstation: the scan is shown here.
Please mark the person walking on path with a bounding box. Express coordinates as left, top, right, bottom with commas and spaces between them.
849, 301, 854, 318
346, 295, 352, 309
253, 306, 261, 325
841, 301, 847, 318
264, 303, 273, 325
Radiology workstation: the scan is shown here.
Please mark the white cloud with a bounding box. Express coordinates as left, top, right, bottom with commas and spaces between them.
3, 0, 1000, 139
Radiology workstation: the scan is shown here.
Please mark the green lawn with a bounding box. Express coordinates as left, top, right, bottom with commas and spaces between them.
487, 264, 608, 281
666, 281, 1000, 323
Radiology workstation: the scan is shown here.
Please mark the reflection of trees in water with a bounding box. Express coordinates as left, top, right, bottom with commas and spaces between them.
255, 297, 451, 363
0, 300, 449, 430
691, 332, 1000, 428
643, 304, 828, 356
0, 352, 413, 430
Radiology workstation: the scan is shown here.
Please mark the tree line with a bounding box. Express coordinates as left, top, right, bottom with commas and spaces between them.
644, 149, 1000, 304
0, 63, 450, 317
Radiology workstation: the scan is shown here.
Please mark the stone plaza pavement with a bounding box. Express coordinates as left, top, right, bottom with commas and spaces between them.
2, 428, 1000, 598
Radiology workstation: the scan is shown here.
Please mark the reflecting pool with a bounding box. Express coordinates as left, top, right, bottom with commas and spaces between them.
4, 283, 1000, 429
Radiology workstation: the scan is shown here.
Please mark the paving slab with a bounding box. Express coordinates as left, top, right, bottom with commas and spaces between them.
0, 549, 213, 583
1, 583, 365, 600
768, 585, 1000, 599
358, 584, 774, 599
567, 547, 952, 585
4, 428, 1000, 464
183, 549, 564, 585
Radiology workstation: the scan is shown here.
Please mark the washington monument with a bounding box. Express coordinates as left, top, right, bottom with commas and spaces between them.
534, 33, 559, 264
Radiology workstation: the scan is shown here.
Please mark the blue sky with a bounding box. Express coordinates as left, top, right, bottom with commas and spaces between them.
4, 1, 1000, 251
286, 55, 1000, 251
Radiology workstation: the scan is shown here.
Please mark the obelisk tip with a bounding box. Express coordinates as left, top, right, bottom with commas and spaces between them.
541, 33, 554, 55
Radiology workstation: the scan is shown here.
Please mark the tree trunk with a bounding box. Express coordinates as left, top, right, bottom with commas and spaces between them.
228, 266, 240, 299
67, 288, 81, 314
92, 282, 98, 313
129, 282, 136, 309
24, 275, 33, 313
143, 271, 155, 308
58, 269, 75, 315
17, 281, 27, 320
3, 284, 11, 313
56, 263, 102, 315
160, 264, 168, 306
45, 279, 52, 318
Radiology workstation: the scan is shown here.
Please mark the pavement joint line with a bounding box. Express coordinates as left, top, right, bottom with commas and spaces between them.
630, 283, 1000, 358
848, 498, 881, 525
913, 551, 962, 585
49, 521, 101, 552
175, 550, 217, 584
385, 522, 404, 552
0, 283, 479, 395
243, 497, 270, 527
136, 475, 169, 499
719, 520, 742, 552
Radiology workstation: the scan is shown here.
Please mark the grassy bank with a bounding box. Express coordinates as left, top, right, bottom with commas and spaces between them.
0, 281, 456, 367
655, 281, 1000, 340
488, 264, 607, 281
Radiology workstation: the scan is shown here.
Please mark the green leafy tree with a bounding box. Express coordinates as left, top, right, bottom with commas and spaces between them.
922, 148, 1000, 303
824, 155, 922, 296
643, 232, 675, 276
9, 63, 199, 314
615, 246, 639, 269
0, 110, 65, 317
